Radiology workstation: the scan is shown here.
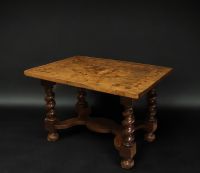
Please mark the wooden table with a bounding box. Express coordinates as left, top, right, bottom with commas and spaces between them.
24, 56, 172, 169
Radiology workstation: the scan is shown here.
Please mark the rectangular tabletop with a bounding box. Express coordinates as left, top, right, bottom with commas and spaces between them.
24, 56, 172, 99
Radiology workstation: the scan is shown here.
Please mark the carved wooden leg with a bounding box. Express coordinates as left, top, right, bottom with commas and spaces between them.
144, 88, 157, 142
75, 88, 90, 120
41, 80, 59, 142
119, 97, 136, 169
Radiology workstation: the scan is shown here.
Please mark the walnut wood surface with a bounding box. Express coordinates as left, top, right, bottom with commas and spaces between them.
24, 56, 172, 99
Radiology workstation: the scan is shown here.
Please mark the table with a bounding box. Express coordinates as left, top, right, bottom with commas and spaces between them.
24, 56, 172, 169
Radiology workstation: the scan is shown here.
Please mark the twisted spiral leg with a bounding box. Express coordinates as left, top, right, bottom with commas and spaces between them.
75, 88, 88, 112
75, 88, 90, 120
41, 80, 59, 142
122, 107, 135, 147
144, 88, 157, 142
119, 98, 136, 169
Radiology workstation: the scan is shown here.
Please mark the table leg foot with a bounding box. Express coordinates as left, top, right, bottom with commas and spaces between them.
144, 88, 157, 143
47, 132, 59, 142
121, 159, 134, 169
144, 133, 156, 142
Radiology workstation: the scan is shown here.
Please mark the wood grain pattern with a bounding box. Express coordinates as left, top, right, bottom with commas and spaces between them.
24, 56, 172, 99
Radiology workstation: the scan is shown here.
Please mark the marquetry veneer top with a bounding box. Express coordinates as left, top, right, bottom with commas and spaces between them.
24, 56, 172, 99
